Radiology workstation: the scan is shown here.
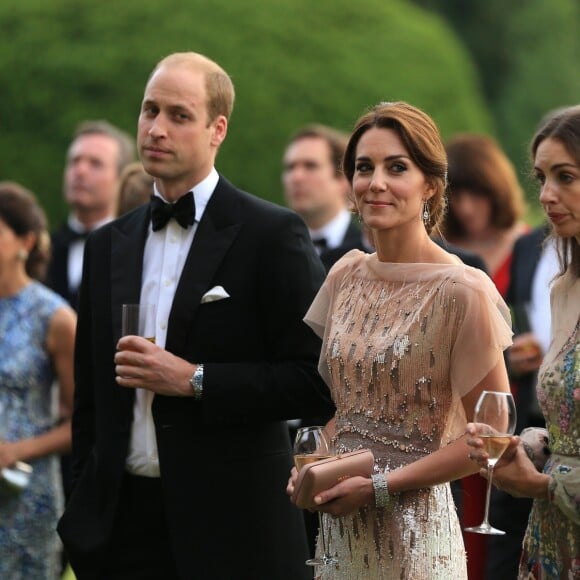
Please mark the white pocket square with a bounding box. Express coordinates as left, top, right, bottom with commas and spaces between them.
201, 285, 230, 303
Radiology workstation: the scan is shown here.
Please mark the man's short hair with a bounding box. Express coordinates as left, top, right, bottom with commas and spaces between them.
72, 120, 136, 175
149, 52, 235, 123
287, 124, 348, 176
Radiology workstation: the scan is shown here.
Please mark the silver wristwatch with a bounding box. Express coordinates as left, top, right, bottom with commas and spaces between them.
189, 364, 204, 400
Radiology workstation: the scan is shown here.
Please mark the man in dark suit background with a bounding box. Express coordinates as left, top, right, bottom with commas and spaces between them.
57, 52, 332, 580
46, 122, 135, 546
46, 120, 135, 309
282, 124, 361, 267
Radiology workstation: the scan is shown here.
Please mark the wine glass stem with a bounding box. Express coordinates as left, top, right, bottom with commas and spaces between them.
482, 463, 494, 526
318, 512, 329, 557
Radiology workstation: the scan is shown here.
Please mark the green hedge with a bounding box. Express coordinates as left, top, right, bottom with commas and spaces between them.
0, 0, 492, 226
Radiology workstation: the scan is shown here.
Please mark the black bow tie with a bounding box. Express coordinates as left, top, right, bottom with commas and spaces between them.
150, 193, 195, 231
312, 237, 328, 252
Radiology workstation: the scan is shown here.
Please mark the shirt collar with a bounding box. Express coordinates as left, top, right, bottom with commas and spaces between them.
68, 214, 114, 234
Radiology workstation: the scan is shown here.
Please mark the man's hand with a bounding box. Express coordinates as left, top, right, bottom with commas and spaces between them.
115, 336, 195, 396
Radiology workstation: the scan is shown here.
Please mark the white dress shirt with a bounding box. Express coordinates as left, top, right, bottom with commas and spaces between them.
528, 238, 559, 354
125, 168, 218, 477
309, 208, 352, 254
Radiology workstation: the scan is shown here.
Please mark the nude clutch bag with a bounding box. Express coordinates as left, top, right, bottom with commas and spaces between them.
292, 449, 375, 510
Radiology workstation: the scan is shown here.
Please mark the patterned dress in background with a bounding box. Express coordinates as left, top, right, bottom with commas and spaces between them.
519, 270, 580, 579
0, 282, 67, 580
305, 251, 513, 580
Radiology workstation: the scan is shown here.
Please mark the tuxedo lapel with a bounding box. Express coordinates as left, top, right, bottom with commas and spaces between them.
48, 225, 75, 303
514, 227, 547, 302
341, 219, 361, 247
110, 206, 150, 344
166, 179, 242, 356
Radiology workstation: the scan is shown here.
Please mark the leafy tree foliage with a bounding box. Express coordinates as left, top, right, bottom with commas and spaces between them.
0, 0, 492, 226
414, 0, 580, 206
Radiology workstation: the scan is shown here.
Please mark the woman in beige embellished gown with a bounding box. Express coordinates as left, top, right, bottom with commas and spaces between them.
289, 102, 513, 579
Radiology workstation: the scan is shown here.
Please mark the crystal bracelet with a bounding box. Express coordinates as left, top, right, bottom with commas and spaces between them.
371, 472, 390, 509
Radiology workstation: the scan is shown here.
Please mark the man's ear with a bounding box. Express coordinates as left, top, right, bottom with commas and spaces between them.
211, 115, 228, 148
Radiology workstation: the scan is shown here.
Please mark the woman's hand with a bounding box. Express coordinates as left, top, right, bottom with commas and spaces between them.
465, 422, 519, 469
0, 441, 21, 469
286, 467, 299, 499
466, 423, 550, 499
310, 476, 374, 517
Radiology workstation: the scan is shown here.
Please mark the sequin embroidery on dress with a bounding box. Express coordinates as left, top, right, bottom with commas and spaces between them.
306, 252, 512, 580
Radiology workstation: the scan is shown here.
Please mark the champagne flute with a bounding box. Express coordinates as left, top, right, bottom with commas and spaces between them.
293, 426, 338, 567
465, 390, 517, 535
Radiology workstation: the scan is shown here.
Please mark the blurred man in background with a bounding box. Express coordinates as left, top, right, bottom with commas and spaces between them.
282, 124, 361, 270
47, 120, 135, 309
45, 121, 135, 548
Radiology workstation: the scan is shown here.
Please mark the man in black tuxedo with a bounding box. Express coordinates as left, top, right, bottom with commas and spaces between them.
46, 120, 135, 310
57, 52, 331, 580
282, 124, 361, 268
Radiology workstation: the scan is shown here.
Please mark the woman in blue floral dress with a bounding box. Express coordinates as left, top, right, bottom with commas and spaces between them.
0, 182, 76, 579
468, 106, 580, 579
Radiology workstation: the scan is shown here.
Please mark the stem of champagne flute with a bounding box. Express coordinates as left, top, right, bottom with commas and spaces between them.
318, 512, 329, 556
482, 463, 494, 526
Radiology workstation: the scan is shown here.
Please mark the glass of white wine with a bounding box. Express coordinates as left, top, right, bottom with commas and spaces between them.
465, 390, 517, 535
293, 426, 337, 567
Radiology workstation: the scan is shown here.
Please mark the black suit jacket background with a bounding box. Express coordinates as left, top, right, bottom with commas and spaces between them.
46, 224, 81, 310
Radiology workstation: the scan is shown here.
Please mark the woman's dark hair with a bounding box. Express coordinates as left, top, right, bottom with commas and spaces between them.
0, 181, 51, 280
443, 134, 525, 239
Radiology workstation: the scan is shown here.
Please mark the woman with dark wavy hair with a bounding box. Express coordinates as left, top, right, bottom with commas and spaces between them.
468, 105, 580, 579
0, 182, 76, 579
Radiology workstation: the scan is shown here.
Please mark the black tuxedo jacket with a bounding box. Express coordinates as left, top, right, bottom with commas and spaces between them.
319, 218, 361, 272
46, 223, 82, 310
506, 225, 549, 432
57, 176, 333, 579
506, 226, 549, 314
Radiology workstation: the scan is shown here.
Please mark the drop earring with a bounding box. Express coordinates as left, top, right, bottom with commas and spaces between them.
422, 201, 430, 226
351, 207, 363, 224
